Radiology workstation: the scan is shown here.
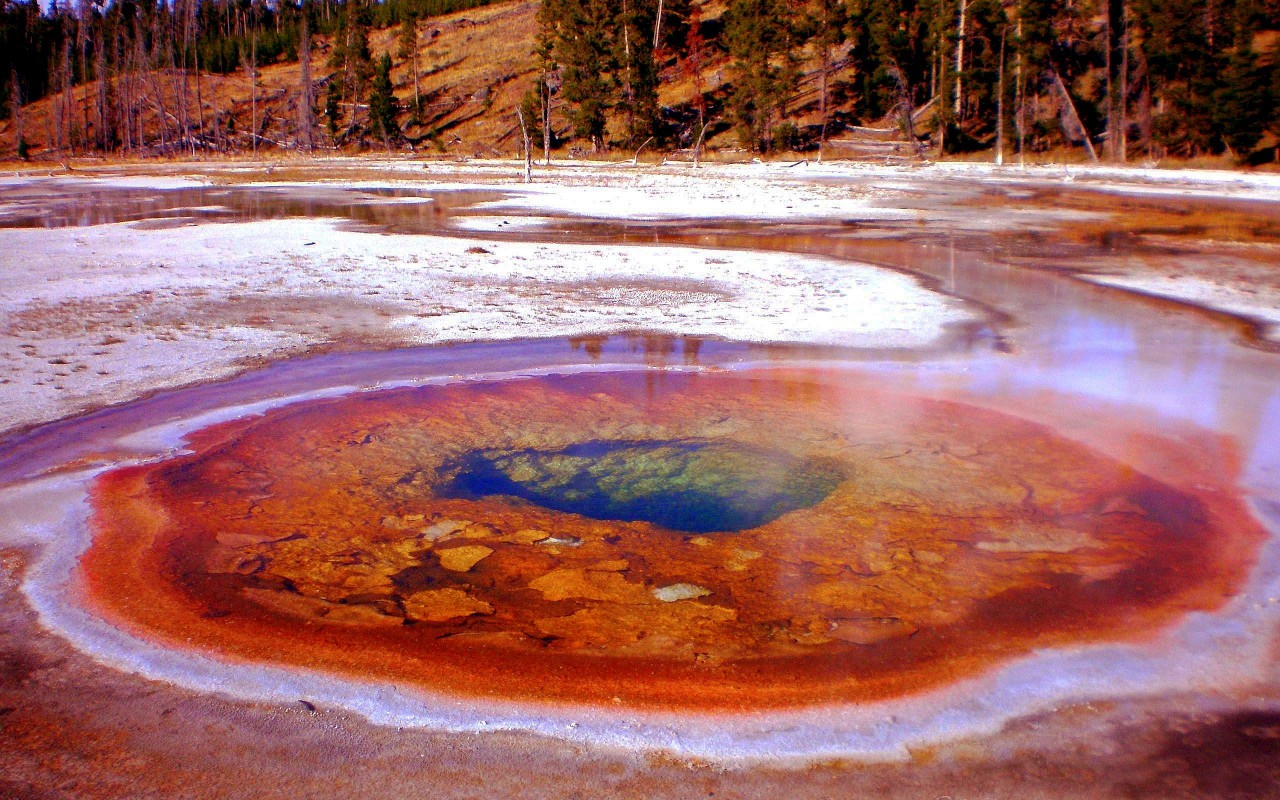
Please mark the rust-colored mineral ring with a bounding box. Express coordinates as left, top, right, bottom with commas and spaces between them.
82, 368, 1265, 711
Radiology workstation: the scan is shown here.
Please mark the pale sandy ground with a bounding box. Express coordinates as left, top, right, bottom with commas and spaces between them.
0, 199, 974, 437
2, 157, 1278, 436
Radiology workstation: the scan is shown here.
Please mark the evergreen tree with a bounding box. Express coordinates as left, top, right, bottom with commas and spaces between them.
2, 0, 1274, 160
852, 0, 933, 120
546, 0, 615, 150
613, 0, 660, 146
368, 51, 400, 148
724, 0, 802, 151
1132, 0, 1225, 156
680, 3, 708, 130
531, 0, 560, 161
1214, 31, 1272, 156
807, 0, 849, 144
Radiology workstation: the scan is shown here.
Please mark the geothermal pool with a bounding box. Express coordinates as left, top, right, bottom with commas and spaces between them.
2, 171, 1279, 796
80, 365, 1264, 714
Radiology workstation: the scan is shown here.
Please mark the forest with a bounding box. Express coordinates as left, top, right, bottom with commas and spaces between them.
2, 0, 1278, 163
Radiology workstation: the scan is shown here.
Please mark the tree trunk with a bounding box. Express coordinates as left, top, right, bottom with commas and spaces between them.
96, 28, 109, 151
195, 47, 205, 148
693, 119, 710, 168
653, 0, 664, 50
411, 23, 421, 121
542, 71, 552, 164
299, 16, 315, 152
79, 12, 90, 153
61, 38, 72, 153
995, 27, 1006, 165
819, 42, 831, 148
178, 0, 191, 154
251, 30, 258, 157
954, 0, 966, 118
1104, 0, 1123, 161
9, 71, 22, 158
1118, 0, 1129, 162
622, 0, 633, 138
1015, 19, 1024, 166
516, 107, 532, 183
1052, 70, 1098, 162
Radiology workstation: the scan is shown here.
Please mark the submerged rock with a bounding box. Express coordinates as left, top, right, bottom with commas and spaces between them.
652, 583, 712, 602
436, 545, 493, 572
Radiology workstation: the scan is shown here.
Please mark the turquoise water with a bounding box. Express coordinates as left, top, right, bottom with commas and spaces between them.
441, 438, 847, 533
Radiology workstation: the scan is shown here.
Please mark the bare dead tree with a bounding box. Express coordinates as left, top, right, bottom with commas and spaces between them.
995, 26, 1006, 165
1052, 70, 1098, 162
1118, 0, 1129, 161
954, 0, 967, 117
60, 28, 74, 152
150, 8, 171, 150
184, 0, 201, 152
9, 71, 23, 158
95, 22, 109, 151
1015, 18, 1024, 166
889, 63, 928, 160
174, 0, 190, 153
250, 22, 258, 157
195, 44, 205, 147
516, 107, 532, 183
298, 14, 315, 152
542, 73, 553, 164
77, 0, 90, 151
632, 135, 653, 163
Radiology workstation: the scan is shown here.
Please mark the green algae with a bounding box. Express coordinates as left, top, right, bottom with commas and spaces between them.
440, 439, 848, 533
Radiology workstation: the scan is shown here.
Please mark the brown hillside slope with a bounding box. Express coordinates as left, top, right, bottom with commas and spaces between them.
0, 0, 873, 159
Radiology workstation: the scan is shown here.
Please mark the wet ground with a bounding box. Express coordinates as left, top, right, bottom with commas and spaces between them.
1, 164, 1280, 798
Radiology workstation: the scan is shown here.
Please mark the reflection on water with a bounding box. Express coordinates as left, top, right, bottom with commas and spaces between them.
0, 181, 501, 232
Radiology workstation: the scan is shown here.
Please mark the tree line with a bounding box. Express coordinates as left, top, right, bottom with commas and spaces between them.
3, 0, 1278, 162
0, 0, 490, 157
531, 0, 1280, 161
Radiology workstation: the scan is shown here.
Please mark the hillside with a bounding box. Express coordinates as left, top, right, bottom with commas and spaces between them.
0, 0, 1017, 161
2, 0, 1278, 163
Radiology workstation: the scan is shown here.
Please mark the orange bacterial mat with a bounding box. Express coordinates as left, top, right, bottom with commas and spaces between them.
82, 368, 1265, 711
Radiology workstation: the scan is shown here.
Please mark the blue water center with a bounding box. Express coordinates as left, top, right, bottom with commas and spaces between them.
441, 439, 847, 533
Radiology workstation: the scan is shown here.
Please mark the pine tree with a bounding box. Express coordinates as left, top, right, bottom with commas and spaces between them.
548, 0, 615, 151
368, 51, 399, 149
808, 0, 849, 146
532, 0, 559, 162
614, 0, 660, 146
724, 0, 801, 151
1214, 24, 1272, 156
1132, 0, 1222, 156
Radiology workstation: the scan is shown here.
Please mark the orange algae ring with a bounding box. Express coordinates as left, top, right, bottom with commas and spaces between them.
82, 368, 1266, 712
